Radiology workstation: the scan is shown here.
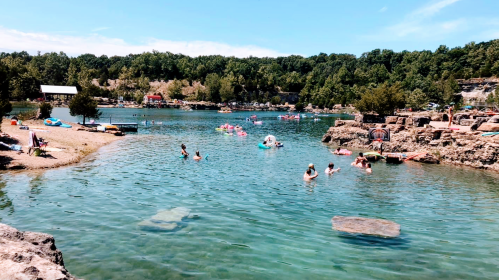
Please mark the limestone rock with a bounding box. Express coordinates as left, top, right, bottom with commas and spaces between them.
477, 123, 499, 132
139, 207, 191, 231
331, 216, 401, 238
385, 116, 398, 124
0, 223, 80, 280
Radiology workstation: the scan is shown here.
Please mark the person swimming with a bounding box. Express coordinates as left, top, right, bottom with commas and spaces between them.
325, 162, 340, 175
333, 147, 341, 155
303, 168, 318, 181
366, 163, 372, 174
193, 151, 202, 160
181, 144, 189, 157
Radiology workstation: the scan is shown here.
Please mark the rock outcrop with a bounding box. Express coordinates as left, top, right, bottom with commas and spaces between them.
138, 207, 191, 231
322, 119, 499, 172
0, 223, 80, 280
331, 216, 401, 238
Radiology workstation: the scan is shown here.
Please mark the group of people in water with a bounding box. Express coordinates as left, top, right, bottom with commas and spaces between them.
303, 151, 372, 181
181, 144, 203, 161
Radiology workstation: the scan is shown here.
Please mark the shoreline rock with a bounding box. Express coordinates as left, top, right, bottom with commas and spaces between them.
322, 119, 499, 172
0, 223, 80, 280
332, 216, 401, 238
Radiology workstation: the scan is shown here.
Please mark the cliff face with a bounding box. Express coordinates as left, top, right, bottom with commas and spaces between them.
322, 120, 499, 172
0, 223, 80, 280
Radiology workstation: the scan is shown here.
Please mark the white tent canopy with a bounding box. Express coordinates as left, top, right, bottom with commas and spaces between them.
40, 85, 77, 95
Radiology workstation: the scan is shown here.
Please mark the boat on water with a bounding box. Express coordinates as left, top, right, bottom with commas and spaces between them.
218, 109, 232, 113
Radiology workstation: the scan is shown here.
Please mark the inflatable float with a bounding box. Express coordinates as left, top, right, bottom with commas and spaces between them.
333, 149, 352, 155
253, 121, 263, 125
482, 132, 499, 136
44, 118, 72, 128
258, 143, 271, 149
237, 131, 247, 136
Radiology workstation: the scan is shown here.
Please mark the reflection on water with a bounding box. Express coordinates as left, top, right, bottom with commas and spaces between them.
1, 109, 499, 280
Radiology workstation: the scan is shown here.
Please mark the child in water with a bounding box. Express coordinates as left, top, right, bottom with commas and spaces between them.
366, 163, 372, 174
193, 151, 202, 161
181, 144, 189, 157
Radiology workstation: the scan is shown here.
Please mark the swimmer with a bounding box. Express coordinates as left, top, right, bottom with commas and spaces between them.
193, 151, 202, 161
366, 163, 372, 174
333, 147, 341, 155
353, 152, 367, 167
325, 162, 340, 175
303, 168, 318, 181
263, 140, 269, 147
181, 144, 189, 157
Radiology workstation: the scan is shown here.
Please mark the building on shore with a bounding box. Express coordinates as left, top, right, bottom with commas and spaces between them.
40, 85, 78, 101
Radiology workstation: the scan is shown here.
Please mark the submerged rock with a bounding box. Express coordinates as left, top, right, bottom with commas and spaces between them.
139, 207, 191, 231
331, 216, 401, 238
0, 223, 80, 280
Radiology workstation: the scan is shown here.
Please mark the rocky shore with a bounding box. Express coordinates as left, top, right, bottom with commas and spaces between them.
322, 116, 499, 172
0, 223, 80, 280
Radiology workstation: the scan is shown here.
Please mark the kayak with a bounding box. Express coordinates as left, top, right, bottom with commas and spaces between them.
258, 143, 271, 149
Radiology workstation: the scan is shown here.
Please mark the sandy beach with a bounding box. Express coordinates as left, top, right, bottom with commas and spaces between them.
0, 119, 123, 170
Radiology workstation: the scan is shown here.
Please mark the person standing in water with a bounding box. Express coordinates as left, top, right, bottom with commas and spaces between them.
181, 144, 189, 157
325, 162, 341, 175
193, 151, 202, 161
366, 163, 373, 174
304, 163, 318, 180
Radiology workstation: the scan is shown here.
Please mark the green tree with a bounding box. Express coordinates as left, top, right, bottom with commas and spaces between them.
355, 82, 405, 116
271, 95, 281, 105
167, 79, 184, 100
219, 76, 235, 102
205, 73, 221, 102
294, 102, 304, 112
406, 88, 429, 110
69, 92, 101, 125
486, 86, 499, 104
10, 72, 39, 100
38, 102, 53, 119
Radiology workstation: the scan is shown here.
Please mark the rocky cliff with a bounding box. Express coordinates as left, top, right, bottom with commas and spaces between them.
322, 119, 499, 172
0, 223, 80, 280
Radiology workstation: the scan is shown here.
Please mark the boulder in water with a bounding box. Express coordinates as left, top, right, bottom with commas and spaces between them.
139, 207, 191, 231
331, 216, 400, 238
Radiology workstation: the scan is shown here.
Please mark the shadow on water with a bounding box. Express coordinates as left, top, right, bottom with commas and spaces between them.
336, 232, 411, 249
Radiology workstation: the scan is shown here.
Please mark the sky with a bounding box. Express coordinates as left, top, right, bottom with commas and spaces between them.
1, 0, 499, 58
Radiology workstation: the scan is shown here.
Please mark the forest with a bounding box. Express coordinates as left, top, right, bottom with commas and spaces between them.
1, 39, 499, 111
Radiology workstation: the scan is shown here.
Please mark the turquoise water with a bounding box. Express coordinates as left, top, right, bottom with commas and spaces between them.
1, 109, 499, 279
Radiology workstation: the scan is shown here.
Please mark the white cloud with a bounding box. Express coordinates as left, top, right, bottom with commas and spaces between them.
379, 7, 388, 13
363, 0, 465, 41
411, 0, 460, 18
0, 26, 288, 58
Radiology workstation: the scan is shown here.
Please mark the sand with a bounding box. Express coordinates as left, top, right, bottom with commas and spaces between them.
0, 119, 123, 170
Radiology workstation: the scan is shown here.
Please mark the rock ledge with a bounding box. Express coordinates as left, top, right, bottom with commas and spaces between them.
0, 223, 80, 280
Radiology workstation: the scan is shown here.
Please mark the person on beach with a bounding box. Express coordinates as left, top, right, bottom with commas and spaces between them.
325, 162, 340, 175
181, 144, 189, 157
448, 105, 454, 128
366, 163, 372, 174
193, 151, 202, 161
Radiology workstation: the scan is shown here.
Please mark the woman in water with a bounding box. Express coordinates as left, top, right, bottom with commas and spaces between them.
333, 147, 341, 155
181, 144, 189, 157
447, 105, 454, 128
193, 151, 202, 161
325, 162, 340, 175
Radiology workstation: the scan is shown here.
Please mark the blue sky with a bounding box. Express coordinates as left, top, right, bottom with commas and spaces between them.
1, 0, 499, 57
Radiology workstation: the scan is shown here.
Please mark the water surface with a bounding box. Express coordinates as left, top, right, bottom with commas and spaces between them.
1, 109, 499, 279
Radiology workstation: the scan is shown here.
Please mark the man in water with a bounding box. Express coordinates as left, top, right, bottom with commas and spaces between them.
304, 163, 318, 180
325, 162, 340, 175
352, 153, 367, 167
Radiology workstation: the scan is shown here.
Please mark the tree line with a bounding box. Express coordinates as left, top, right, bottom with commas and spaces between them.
1, 39, 499, 114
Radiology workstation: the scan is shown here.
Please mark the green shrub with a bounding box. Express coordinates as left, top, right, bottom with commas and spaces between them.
39, 102, 53, 119
294, 102, 304, 112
